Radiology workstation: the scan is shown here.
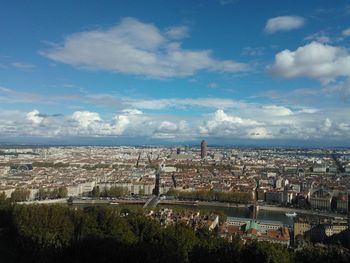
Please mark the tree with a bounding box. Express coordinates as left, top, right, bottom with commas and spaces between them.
0, 192, 7, 203
139, 188, 145, 196
11, 189, 30, 202
240, 241, 292, 263
58, 187, 68, 198
91, 186, 100, 197
36, 188, 48, 200
100, 186, 129, 197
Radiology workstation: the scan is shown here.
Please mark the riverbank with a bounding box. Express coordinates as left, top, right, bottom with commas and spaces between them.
18, 198, 348, 220
197, 201, 348, 219
18, 198, 67, 204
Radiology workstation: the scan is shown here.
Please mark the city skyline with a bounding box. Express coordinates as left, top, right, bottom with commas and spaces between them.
1, 0, 350, 146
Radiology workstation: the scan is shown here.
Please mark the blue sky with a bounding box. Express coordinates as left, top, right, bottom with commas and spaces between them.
1, 0, 350, 146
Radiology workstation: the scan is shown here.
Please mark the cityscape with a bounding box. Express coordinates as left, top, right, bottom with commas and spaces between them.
1, 143, 350, 251
1, 0, 350, 262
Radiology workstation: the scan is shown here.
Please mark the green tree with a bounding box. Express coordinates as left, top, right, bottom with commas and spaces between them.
36, 188, 48, 200
11, 189, 30, 202
58, 187, 68, 198
12, 205, 75, 249
241, 241, 292, 263
0, 192, 7, 203
91, 186, 100, 197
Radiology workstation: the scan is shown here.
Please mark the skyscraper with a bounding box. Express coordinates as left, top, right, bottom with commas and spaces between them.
176, 148, 181, 155
201, 140, 207, 159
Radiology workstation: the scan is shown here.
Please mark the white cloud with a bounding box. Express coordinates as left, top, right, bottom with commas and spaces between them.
1, 106, 350, 142
248, 127, 271, 139
26, 110, 44, 125
261, 105, 293, 116
41, 17, 248, 78
265, 16, 305, 33
165, 26, 189, 40
323, 78, 350, 101
158, 121, 178, 131
269, 42, 350, 82
152, 120, 189, 139
298, 108, 318, 114
199, 109, 262, 137
71, 111, 102, 128
113, 115, 130, 135
121, 108, 143, 115
126, 97, 245, 110
342, 28, 350, 37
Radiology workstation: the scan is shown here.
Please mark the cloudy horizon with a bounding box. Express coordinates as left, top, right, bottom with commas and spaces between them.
1, 1, 350, 147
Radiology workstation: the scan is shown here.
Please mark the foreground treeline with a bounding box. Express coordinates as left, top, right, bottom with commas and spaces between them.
0, 203, 349, 263
0, 187, 68, 202
167, 189, 253, 203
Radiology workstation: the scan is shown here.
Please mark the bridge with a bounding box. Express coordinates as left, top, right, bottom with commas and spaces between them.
143, 195, 160, 208
143, 159, 164, 209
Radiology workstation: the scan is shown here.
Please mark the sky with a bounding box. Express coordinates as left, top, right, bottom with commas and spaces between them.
1, 0, 350, 146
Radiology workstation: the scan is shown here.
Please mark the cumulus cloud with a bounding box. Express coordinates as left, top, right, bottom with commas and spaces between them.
269, 42, 350, 82
153, 120, 189, 139
41, 17, 248, 78
26, 110, 45, 125
71, 111, 102, 128
265, 16, 305, 33
199, 109, 262, 137
18, 109, 192, 139
197, 106, 350, 141
1, 106, 350, 142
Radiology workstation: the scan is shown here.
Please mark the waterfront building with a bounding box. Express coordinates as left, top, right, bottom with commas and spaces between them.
295, 193, 308, 208
309, 189, 332, 211
257, 187, 267, 202
265, 190, 284, 204
200, 140, 207, 159
226, 217, 284, 231
283, 190, 296, 204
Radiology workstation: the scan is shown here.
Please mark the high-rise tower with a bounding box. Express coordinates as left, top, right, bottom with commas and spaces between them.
201, 140, 207, 159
